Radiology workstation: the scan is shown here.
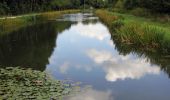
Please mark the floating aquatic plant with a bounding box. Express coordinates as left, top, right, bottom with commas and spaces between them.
0, 67, 77, 100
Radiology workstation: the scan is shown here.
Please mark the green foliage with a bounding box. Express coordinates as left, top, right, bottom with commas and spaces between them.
0, 0, 80, 15
0, 2, 9, 15
0, 67, 75, 99
123, 0, 139, 10
114, 0, 124, 9
84, 0, 108, 8
0, 0, 111, 16
139, 0, 170, 13
130, 8, 151, 17
115, 0, 170, 14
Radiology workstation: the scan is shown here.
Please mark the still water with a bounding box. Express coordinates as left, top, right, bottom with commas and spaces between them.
0, 13, 170, 100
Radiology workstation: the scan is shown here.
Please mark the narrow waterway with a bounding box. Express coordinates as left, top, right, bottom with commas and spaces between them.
0, 13, 170, 100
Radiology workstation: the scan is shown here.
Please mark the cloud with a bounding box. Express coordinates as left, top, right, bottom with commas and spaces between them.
59, 62, 70, 74
64, 88, 113, 100
71, 22, 110, 41
86, 49, 160, 82
86, 49, 117, 64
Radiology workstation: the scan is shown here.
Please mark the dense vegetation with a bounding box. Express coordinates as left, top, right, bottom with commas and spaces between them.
1, 0, 170, 16
112, 0, 170, 19
0, 0, 80, 15
0, 0, 108, 15
123, 0, 170, 13
0, 67, 76, 99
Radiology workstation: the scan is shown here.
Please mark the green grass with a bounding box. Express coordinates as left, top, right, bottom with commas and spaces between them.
95, 9, 170, 53
117, 23, 165, 48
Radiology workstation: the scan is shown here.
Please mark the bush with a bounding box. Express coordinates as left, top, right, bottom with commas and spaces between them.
123, 0, 139, 10
0, 3, 8, 15
113, 0, 125, 13
130, 8, 151, 17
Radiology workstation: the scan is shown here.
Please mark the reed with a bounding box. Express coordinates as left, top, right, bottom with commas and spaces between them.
96, 10, 170, 52
116, 23, 166, 49
95, 10, 118, 27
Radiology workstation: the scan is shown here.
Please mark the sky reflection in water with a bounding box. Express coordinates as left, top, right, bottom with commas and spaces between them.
46, 14, 170, 100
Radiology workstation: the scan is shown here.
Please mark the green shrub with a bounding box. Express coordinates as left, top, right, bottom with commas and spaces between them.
130, 8, 151, 17
123, 0, 139, 10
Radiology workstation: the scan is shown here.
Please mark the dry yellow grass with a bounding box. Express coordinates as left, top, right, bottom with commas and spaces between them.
95, 9, 118, 27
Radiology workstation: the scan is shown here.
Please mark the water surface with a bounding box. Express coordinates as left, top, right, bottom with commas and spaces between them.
0, 13, 170, 100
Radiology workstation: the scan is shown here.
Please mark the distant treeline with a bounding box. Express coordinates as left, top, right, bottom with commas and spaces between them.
114, 0, 170, 13
125, 0, 170, 11
0, 0, 170, 15
0, 0, 108, 15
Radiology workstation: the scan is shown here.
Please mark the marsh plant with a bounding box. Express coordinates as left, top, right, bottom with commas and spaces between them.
0, 67, 76, 100
96, 10, 170, 53
116, 23, 165, 47
95, 10, 118, 27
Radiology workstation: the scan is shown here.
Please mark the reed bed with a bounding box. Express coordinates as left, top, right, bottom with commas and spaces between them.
116, 23, 165, 48
95, 10, 118, 27
96, 10, 170, 52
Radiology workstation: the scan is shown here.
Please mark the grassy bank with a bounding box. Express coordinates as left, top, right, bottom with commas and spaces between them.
0, 10, 80, 36
0, 67, 76, 99
96, 9, 170, 53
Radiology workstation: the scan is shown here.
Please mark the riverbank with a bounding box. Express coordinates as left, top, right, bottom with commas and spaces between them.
0, 10, 80, 20
95, 9, 170, 53
0, 10, 80, 35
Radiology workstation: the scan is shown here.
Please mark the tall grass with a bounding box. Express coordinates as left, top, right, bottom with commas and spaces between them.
116, 23, 165, 49
96, 10, 170, 53
95, 10, 118, 27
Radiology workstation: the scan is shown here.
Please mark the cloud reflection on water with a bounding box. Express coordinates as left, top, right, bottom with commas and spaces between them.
64, 88, 113, 100
71, 22, 110, 41
47, 21, 161, 83
86, 49, 160, 82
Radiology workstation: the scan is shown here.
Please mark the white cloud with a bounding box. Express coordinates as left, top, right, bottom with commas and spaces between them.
71, 22, 110, 41
64, 88, 113, 100
86, 49, 160, 82
59, 62, 70, 74
86, 49, 117, 64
